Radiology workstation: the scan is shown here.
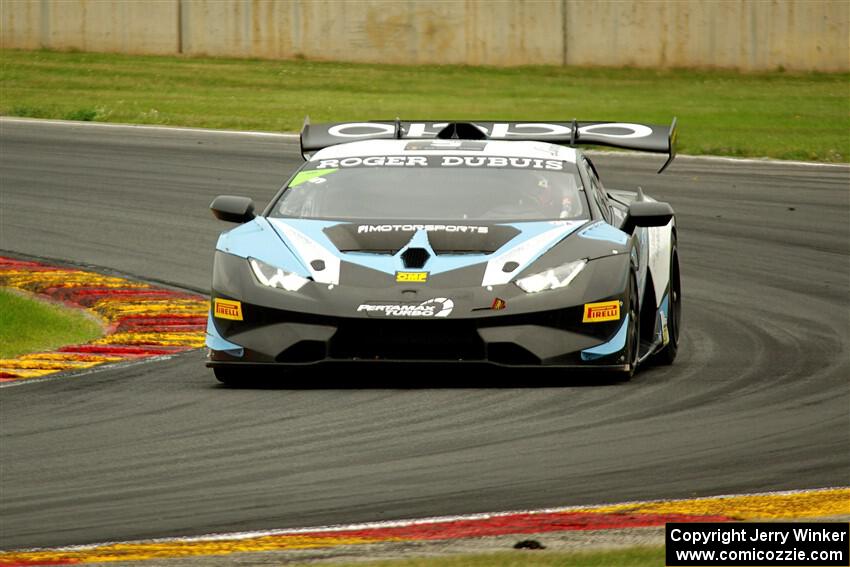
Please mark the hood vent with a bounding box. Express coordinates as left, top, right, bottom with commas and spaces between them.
323, 223, 520, 255
401, 247, 430, 268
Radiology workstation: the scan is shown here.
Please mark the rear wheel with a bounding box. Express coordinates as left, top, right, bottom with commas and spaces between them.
652, 241, 681, 366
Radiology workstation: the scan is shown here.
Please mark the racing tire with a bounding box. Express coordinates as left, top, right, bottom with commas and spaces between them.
615, 273, 640, 381
213, 367, 242, 386
651, 239, 681, 366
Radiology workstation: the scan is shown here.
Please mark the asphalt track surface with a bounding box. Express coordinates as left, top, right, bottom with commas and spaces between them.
1, 119, 848, 550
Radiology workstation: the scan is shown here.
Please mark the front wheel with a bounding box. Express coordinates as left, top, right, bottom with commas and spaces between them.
213, 366, 242, 386
651, 241, 681, 366
616, 273, 640, 381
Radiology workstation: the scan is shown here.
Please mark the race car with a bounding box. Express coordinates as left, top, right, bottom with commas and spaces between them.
206, 119, 681, 384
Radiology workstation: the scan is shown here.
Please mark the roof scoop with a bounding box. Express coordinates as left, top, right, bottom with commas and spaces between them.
436, 122, 488, 140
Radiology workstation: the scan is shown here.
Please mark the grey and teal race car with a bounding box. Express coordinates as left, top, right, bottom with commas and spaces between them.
205, 120, 681, 384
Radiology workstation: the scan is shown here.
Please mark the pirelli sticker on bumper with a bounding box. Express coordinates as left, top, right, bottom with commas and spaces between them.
396, 271, 428, 283
583, 300, 621, 323
214, 298, 243, 321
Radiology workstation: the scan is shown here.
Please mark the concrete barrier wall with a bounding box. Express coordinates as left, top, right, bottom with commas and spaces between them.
178, 0, 565, 65
1, 0, 179, 54
564, 0, 850, 71
2, 0, 848, 71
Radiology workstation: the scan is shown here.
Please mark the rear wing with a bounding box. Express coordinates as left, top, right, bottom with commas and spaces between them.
300, 118, 678, 173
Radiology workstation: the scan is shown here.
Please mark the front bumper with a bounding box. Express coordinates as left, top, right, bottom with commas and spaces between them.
206, 303, 631, 369
207, 251, 632, 369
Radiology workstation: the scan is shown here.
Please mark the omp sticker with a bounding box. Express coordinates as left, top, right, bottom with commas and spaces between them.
583, 301, 621, 323
289, 168, 337, 187
396, 271, 428, 283
214, 298, 243, 321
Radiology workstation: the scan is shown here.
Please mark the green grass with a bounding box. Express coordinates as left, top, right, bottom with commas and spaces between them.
1, 49, 848, 162
283, 547, 664, 567
0, 288, 103, 358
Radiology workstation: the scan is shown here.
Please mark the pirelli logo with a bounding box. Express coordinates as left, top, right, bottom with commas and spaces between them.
214, 298, 243, 321
583, 300, 621, 323
396, 271, 428, 283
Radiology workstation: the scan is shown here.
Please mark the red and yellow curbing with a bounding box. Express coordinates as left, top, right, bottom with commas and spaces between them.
0, 488, 846, 565
0, 256, 208, 382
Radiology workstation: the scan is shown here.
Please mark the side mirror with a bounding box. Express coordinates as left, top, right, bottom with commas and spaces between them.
622, 201, 674, 234
210, 195, 256, 223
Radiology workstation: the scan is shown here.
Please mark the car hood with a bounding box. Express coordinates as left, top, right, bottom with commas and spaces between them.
217, 217, 630, 286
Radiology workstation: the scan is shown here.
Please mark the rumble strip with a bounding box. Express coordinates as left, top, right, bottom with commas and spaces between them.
0, 488, 845, 565
0, 257, 207, 382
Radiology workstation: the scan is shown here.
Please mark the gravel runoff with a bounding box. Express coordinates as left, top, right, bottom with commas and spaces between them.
56, 526, 665, 566
56, 515, 850, 567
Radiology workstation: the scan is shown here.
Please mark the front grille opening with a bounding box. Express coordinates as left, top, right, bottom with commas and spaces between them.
276, 340, 327, 363
401, 247, 430, 268
330, 322, 485, 361
487, 343, 540, 365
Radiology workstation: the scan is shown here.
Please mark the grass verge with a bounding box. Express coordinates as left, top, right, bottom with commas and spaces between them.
1, 49, 848, 162
284, 547, 664, 567
0, 288, 103, 358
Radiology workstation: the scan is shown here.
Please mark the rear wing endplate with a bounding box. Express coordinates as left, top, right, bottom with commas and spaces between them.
300, 118, 678, 173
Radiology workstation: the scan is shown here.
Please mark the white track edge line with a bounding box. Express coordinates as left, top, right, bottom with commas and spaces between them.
2, 116, 847, 168
11, 486, 848, 553
0, 116, 298, 139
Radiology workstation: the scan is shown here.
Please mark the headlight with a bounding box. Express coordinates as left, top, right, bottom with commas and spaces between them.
515, 259, 587, 293
249, 258, 310, 291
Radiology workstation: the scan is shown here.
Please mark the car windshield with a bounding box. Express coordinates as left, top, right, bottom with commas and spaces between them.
270, 155, 587, 222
